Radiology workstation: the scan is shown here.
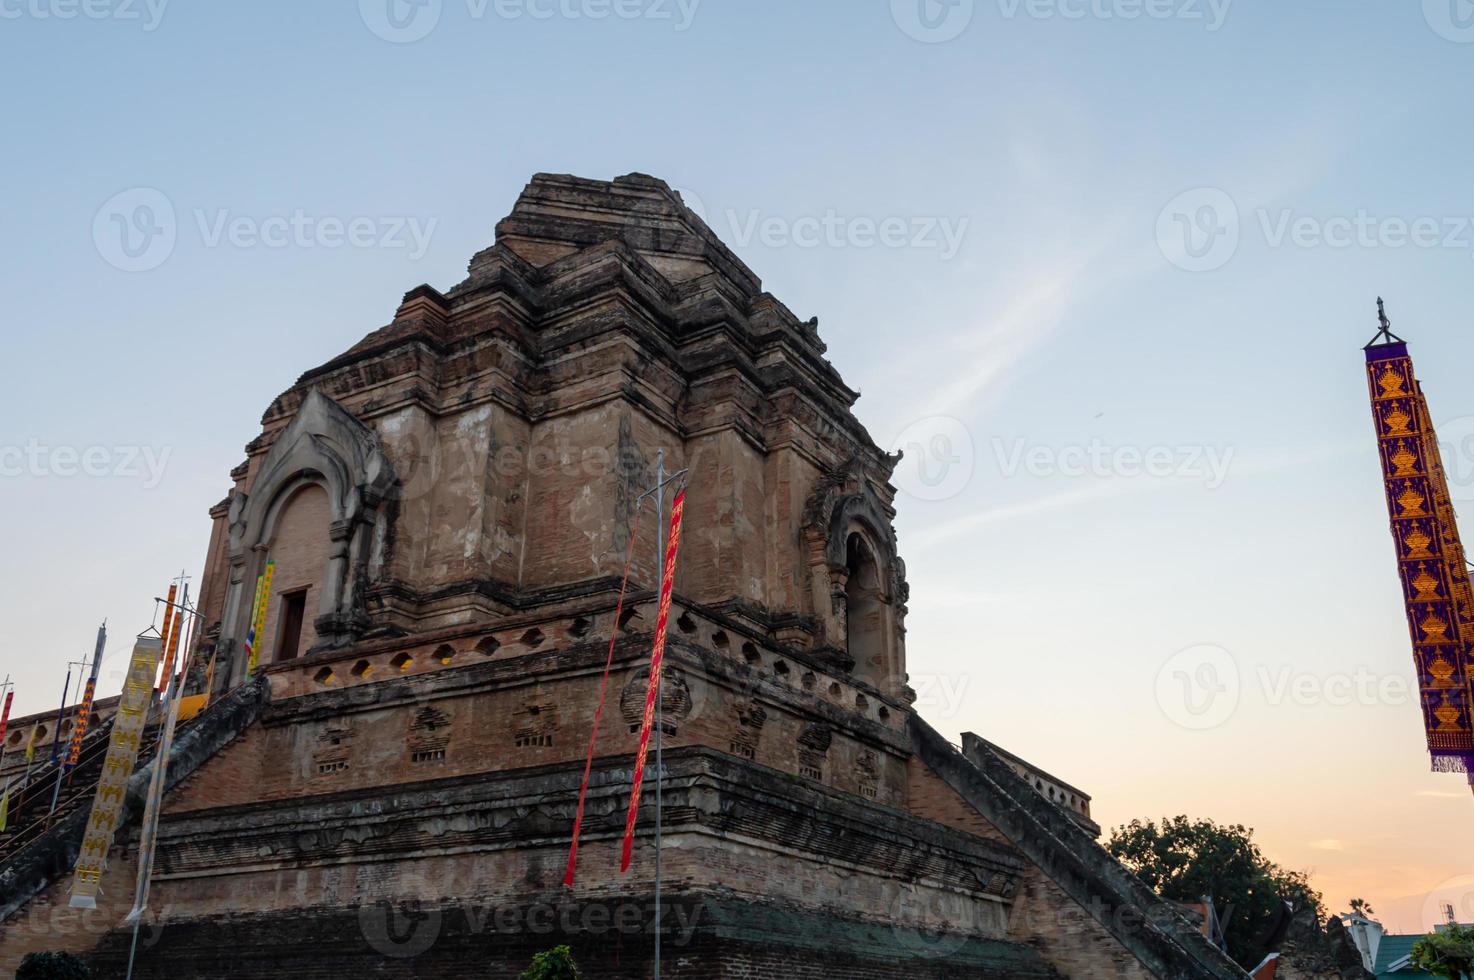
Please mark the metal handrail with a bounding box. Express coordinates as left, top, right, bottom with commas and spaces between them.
1, 717, 117, 818
0, 719, 157, 869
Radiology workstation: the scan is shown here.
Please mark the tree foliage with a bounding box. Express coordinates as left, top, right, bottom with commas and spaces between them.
520, 944, 582, 980
1348, 897, 1375, 917
1106, 815, 1323, 970
1411, 924, 1474, 979
16, 952, 92, 980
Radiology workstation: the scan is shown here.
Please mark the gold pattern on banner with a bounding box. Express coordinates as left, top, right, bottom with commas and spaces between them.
1390, 442, 1419, 476
68, 636, 161, 909
248, 560, 275, 674
1366, 349, 1474, 761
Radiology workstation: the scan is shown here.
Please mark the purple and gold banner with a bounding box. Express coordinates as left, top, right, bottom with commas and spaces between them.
1365, 343, 1474, 779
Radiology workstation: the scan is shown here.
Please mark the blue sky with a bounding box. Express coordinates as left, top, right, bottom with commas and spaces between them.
4, 0, 1474, 929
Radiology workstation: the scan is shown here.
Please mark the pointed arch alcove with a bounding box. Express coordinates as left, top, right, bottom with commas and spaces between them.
801, 456, 909, 694
218, 390, 396, 686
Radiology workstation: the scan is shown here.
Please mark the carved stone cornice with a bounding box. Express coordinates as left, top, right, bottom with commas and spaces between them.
155, 745, 1025, 907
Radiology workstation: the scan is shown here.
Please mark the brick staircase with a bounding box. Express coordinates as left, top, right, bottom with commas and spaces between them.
0, 718, 171, 870
0, 678, 268, 926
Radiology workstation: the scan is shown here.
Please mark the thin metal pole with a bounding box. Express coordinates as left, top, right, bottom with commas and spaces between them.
127, 586, 190, 980
46, 666, 75, 818
124, 914, 143, 980
654, 446, 664, 980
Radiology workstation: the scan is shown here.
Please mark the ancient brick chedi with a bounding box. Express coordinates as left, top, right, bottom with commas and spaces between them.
0, 174, 1247, 978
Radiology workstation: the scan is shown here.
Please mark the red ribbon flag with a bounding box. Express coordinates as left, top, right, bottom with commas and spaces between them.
619, 489, 686, 873
0, 689, 12, 752
563, 516, 643, 889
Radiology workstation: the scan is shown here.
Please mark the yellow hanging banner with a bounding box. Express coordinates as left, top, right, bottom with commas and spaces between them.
247, 560, 275, 674
68, 635, 161, 909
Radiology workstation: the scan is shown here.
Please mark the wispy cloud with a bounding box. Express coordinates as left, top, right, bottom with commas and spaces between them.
907, 441, 1360, 553
887, 115, 1346, 429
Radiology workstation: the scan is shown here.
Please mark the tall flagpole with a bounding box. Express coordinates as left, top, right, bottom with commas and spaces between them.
0, 677, 13, 830
611, 449, 686, 969
67, 622, 107, 769
45, 664, 76, 819
654, 447, 664, 980
127, 584, 192, 980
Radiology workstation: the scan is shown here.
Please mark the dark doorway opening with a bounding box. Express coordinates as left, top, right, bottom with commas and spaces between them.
276, 589, 308, 662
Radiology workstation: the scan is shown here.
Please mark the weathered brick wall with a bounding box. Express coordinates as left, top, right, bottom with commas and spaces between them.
904, 754, 1158, 979
1007, 868, 1156, 980
371, 398, 530, 595
669, 428, 772, 611
0, 843, 140, 977
906, 755, 1011, 844
87, 896, 1061, 980
259, 482, 331, 660
165, 637, 912, 813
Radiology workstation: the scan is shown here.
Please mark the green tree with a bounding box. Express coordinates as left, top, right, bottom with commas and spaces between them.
16, 952, 92, 980
1411, 924, 1474, 979
520, 944, 582, 980
1107, 815, 1324, 970
1348, 897, 1375, 917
